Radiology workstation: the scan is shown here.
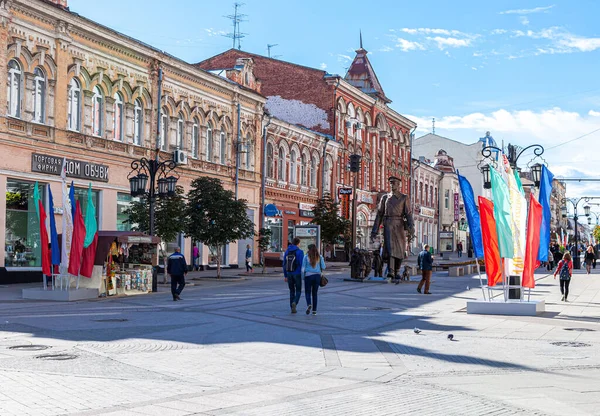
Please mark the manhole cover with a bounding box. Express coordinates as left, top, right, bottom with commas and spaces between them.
564, 328, 596, 332
8, 345, 50, 351
35, 354, 78, 361
551, 341, 591, 348
92, 318, 128, 322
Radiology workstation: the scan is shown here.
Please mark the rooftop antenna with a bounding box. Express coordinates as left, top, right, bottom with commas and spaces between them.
360, 30, 363, 49
267, 44, 281, 59
432, 117, 435, 134
224, 2, 247, 50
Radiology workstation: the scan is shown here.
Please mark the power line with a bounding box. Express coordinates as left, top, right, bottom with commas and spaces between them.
545, 127, 600, 151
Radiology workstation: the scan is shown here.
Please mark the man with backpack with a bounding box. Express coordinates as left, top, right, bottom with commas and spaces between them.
283, 237, 304, 313
417, 244, 434, 295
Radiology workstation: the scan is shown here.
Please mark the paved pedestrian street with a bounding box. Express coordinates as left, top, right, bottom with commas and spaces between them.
2, 267, 600, 415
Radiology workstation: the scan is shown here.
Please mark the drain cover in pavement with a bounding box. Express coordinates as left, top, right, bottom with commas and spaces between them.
92, 318, 128, 322
8, 345, 50, 351
35, 354, 78, 361
551, 341, 591, 348
564, 328, 595, 332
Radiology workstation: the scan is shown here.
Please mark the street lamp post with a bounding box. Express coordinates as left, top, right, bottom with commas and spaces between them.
349, 122, 363, 250
560, 197, 599, 269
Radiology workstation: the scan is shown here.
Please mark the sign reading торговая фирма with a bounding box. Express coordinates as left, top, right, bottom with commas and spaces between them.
31, 154, 109, 182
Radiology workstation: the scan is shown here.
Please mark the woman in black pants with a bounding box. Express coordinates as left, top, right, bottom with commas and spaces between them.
554, 252, 573, 302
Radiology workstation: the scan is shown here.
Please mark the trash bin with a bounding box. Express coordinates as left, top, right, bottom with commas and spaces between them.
508, 275, 521, 300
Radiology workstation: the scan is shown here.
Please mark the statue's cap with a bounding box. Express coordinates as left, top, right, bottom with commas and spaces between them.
388, 176, 401, 182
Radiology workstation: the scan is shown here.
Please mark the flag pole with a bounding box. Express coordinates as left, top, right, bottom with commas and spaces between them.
474, 257, 486, 301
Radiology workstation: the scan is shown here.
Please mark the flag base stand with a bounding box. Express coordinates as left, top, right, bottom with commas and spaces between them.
22, 287, 99, 302
467, 299, 545, 316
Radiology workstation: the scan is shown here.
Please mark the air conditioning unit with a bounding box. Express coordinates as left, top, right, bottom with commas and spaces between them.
174, 149, 188, 165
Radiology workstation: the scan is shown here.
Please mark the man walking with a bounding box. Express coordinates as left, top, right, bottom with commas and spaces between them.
167, 247, 187, 301
283, 237, 304, 313
417, 244, 433, 295
457, 241, 463, 258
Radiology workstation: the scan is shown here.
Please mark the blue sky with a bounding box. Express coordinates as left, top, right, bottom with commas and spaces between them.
69, 0, 600, 197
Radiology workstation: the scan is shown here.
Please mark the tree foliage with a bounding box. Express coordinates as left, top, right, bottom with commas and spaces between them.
311, 194, 350, 247
257, 227, 272, 273
593, 226, 600, 245
185, 177, 254, 278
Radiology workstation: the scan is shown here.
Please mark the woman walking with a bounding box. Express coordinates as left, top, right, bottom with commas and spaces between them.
245, 244, 253, 273
585, 245, 595, 274
554, 252, 573, 302
302, 244, 326, 315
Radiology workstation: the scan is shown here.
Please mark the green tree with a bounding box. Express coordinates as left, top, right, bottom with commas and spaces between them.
311, 194, 350, 254
593, 226, 600, 245
257, 227, 272, 273
185, 177, 254, 279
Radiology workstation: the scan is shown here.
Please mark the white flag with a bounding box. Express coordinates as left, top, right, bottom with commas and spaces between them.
59, 158, 73, 276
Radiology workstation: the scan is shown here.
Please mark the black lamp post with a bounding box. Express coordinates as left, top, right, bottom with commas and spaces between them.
128, 149, 179, 292
560, 197, 599, 269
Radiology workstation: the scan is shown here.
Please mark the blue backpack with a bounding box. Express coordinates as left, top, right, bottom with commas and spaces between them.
559, 260, 571, 281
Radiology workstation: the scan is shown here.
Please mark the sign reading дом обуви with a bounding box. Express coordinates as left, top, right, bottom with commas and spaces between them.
31, 153, 109, 182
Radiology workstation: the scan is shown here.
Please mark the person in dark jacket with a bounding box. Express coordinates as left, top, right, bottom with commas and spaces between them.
417, 244, 434, 294
167, 247, 187, 301
283, 238, 304, 313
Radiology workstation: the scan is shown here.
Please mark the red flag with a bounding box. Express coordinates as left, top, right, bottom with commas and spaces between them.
68, 201, 86, 276
523, 194, 542, 288
80, 232, 98, 278
38, 200, 51, 276
478, 196, 502, 287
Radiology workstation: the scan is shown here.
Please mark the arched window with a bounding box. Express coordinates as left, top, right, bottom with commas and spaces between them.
301, 154, 307, 186
177, 113, 184, 149
206, 121, 213, 161
364, 158, 370, 190
278, 147, 286, 181
220, 130, 227, 164
67, 78, 81, 131
266, 143, 274, 178
7, 60, 22, 118
310, 157, 317, 188
245, 133, 252, 170
133, 99, 143, 145
33, 67, 46, 123
92, 86, 103, 136
324, 159, 331, 193
192, 118, 199, 158
160, 107, 168, 150
419, 182, 423, 204
425, 184, 429, 206
113, 92, 123, 141
290, 150, 297, 184
430, 186, 433, 208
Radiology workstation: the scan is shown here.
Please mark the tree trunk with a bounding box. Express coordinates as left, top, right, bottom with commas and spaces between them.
216, 245, 221, 280
261, 250, 266, 274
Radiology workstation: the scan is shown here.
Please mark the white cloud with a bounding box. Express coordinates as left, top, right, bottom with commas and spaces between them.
519, 16, 530, 25
500, 5, 555, 14
379, 45, 394, 52
204, 28, 226, 37
471, 67, 478, 70
319, 63, 327, 70
337, 54, 352, 62
400, 28, 468, 37
589, 110, 600, 117
395, 37, 425, 52
491, 29, 508, 35
427, 36, 472, 49
508, 27, 600, 55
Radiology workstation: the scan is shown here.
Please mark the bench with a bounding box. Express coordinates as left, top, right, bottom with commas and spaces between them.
449, 266, 464, 277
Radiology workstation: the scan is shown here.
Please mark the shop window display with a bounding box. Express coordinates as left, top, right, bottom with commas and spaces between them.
117, 193, 138, 231
73, 187, 99, 225
266, 217, 283, 252
102, 237, 156, 296
5, 180, 45, 267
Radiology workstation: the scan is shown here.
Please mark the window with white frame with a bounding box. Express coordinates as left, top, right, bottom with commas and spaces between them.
206, 121, 213, 161
310, 157, 317, 188
245, 133, 252, 169
192, 118, 199, 158
177, 113, 184, 149
266, 143, 274, 178
324, 159, 331, 193
364, 158, 369, 190
444, 189, 450, 209
301, 154, 307, 186
134, 98, 143, 145
113, 92, 123, 141
7, 59, 22, 118
278, 147, 286, 181
290, 149, 297, 184
33, 67, 46, 123
160, 107, 168, 150
67, 78, 81, 131
92, 86, 103, 136
220, 130, 227, 164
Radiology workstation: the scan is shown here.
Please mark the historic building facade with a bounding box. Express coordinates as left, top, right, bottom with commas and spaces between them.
411, 157, 442, 254
0, 0, 266, 281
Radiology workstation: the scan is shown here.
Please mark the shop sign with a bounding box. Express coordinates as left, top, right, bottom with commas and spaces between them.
31, 154, 109, 182
440, 231, 454, 239
454, 193, 460, 222
264, 204, 279, 217
299, 202, 315, 211
300, 209, 315, 217
127, 236, 153, 244
420, 207, 435, 218
284, 210, 297, 215
339, 188, 353, 195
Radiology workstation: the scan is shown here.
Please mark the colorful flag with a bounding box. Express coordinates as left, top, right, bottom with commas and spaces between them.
60, 158, 74, 276
505, 163, 527, 277
523, 194, 543, 288
490, 167, 514, 258
537, 165, 554, 262
478, 196, 502, 287
33, 181, 41, 218
80, 184, 98, 278
38, 200, 51, 276
69, 181, 76, 219
457, 172, 484, 258
68, 201, 86, 276
48, 188, 60, 266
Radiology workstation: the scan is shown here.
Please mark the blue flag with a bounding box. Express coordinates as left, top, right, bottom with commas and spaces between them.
69, 181, 76, 220
537, 165, 554, 261
457, 172, 484, 258
48, 187, 60, 266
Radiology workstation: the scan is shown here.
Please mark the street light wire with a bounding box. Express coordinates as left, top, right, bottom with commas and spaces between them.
542, 127, 600, 151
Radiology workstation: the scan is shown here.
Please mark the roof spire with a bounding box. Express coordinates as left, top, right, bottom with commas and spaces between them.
360, 30, 363, 49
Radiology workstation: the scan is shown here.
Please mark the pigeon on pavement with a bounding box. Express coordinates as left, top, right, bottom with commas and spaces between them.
447, 334, 454, 341
414, 328, 422, 334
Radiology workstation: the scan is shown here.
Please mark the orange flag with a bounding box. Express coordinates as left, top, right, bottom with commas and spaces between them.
523, 193, 542, 289
478, 196, 502, 287
68, 201, 86, 276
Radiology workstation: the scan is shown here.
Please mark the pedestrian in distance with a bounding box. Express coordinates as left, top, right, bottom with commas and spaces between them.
554, 252, 573, 302
457, 241, 463, 258
547, 246, 554, 271
417, 244, 434, 294
167, 247, 187, 301
585, 245, 595, 274
283, 237, 304, 314
245, 244, 253, 273
302, 243, 326, 315
192, 245, 200, 271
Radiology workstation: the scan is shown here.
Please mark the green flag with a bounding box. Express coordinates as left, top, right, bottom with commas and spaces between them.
33, 181, 40, 219
514, 170, 525, 196
490, 167, 514, 258
83, 184, 97, 248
